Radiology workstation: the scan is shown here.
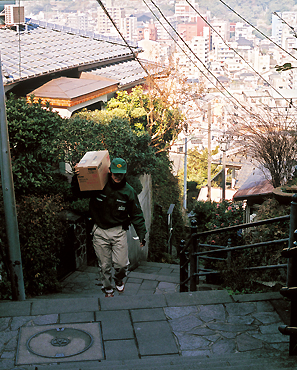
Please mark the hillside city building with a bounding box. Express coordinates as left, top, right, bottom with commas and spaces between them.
1, 0, 297, 204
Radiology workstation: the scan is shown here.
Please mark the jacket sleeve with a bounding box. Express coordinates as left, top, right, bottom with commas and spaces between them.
128, 190, 147, 241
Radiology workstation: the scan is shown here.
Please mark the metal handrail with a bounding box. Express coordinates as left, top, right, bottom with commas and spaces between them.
180, 217, 289, 292
195, 238, 289, 256
180, 196, 297, 356
195, 215, 290, 237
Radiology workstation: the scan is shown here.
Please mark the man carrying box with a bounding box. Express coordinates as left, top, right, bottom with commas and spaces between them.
72, 157, 147, 297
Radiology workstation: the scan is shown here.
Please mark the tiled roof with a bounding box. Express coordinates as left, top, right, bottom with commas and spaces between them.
86, 60, 147, 88
0, 21, 147, 87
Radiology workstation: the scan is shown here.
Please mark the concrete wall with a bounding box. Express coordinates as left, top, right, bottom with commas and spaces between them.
127, 174, 152, 270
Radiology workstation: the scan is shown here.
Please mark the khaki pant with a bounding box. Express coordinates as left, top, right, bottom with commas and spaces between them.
93, 225, 129, 289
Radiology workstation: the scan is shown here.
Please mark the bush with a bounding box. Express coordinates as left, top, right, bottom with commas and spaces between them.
192, 198, 289, 292
6, 95, 67, 196
16, 195, 67, 296
148, 154, 185, 262
193, 200, 244, 245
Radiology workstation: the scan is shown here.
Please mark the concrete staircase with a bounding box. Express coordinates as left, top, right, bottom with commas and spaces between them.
1, 262, 296, 370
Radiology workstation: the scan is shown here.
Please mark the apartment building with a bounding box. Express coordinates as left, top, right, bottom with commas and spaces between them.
175, 0, 199, 23
97, 1, 124, 35
120, 15, 137, 41
211, 19, 230, 51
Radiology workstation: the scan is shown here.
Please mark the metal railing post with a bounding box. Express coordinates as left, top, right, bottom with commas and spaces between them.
227, 238, 232, 268
289, 196, 297, 356
190, 219, 197, 291
279, 194, 297, 355
179, 240, 187, 292
167, 204, 175, 255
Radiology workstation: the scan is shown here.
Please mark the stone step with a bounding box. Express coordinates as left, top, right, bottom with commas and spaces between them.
24, 351, 296, 370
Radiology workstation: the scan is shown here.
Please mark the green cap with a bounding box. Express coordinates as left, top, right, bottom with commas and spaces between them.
110, 158, 127, 173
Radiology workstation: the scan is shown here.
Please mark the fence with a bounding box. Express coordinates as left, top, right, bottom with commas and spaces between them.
180, 194, 297, 355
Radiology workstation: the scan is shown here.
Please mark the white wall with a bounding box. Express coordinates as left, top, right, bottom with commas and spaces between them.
127, 174, 152, 270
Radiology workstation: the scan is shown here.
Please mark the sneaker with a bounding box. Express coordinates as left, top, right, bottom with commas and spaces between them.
115, 282, 125, 293
104, 288, 114, 297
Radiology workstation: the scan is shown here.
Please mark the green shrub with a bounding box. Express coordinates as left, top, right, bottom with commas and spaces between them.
126, 175, 143, 195
148, 154, 185, 262
6, 95, 67, 196
15, 194, 68, 296
193, 200, 244, 244
192, 198, 289, 292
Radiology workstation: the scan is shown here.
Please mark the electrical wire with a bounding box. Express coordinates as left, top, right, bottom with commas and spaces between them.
142, 0, 226, 93
273, 12, 297, 37
144, 0, 251, 114
218, 0, 297, 64
184, 0, 297, 109
95, 0, 152, 81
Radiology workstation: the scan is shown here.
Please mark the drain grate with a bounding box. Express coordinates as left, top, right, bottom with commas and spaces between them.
16, 323, 103, 365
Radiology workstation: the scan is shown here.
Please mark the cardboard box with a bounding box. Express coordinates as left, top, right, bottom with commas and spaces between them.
77, 150, 110, 191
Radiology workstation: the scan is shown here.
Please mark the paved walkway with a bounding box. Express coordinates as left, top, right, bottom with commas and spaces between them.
0, 262, 294, 370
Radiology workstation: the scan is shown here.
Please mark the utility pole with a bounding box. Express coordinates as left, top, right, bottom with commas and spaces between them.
222, 150, 226, 201
183, 137, 187, 209
0, 55, 25, 301
219, 134, 228, 202
207, 102, 211, 201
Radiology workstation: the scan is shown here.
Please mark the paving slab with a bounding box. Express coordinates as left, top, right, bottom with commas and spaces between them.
134, 321, 179, 356
198, 304, 226, 322
225, 302, 255, 316
122, 282, 141, 295
236, 333, 263, 352
140, 280, 159, 290
0, 301, 31, 317
156, 275, 180, 284
158, 268, 176, 275
131, 308, 166, 322
104, 339, 139, 360
99, 294, 167, 310
252, 311, 283, 324
60, 311, 96, 323
233, 292, 283, 302
126, 277, 143, 284
165, 290, 232, 307
95, 310, 134, 340
31, 297, 99, 315
155, 282, 179, 294
128, 271, 160, 280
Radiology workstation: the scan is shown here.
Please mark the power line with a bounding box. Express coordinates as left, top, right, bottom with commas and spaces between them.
142, 0, 224, 92
144, 0, 251, 114
95, 0, 152, 80
218, 0, 297, 64
273, 12, 297, 38
184, 0, 296, 109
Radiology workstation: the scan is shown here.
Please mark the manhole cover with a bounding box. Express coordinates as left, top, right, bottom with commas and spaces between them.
16, 323, 104, 365
27, 327, 93, 358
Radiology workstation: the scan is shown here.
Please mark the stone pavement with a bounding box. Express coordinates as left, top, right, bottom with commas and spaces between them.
0, 262, 295, 370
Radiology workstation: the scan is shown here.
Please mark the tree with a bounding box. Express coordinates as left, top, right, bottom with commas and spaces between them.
177, 147, 220, 188
106, 60, 204, 153
145, 60, 204, 152
229, 106, 297, 187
